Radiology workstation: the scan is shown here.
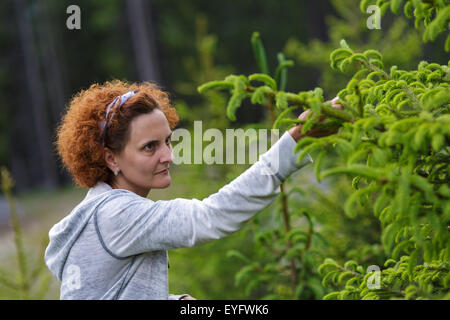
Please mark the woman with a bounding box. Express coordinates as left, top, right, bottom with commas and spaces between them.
45, 80, 341, 300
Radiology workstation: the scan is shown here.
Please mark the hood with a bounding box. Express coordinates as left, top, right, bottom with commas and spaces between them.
44, 182, 115, 281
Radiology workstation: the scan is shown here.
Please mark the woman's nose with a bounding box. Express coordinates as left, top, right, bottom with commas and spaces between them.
160, 143, 174, 163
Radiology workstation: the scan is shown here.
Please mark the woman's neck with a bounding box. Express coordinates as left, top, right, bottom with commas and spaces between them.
109, 175, 150, 198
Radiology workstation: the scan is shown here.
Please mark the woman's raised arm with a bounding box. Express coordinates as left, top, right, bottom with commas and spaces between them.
95, 131, 313, 258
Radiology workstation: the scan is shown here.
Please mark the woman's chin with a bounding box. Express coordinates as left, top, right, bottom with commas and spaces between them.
152, 177, 171, 189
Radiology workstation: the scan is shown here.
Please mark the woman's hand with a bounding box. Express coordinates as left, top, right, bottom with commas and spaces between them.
288, 97, 343, 142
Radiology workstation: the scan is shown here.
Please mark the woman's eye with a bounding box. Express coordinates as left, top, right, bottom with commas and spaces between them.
144, 138, 170, 151
144, 143, 154, 151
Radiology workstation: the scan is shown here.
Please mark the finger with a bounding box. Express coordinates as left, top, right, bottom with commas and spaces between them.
331, 96, 341, 106
325, 97, 343, 110
298, 109, 311, 121
331, 96, 343, 110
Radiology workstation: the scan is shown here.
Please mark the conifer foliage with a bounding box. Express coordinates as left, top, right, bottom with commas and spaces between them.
360, 0, 450, 51
198, 1, 449, 299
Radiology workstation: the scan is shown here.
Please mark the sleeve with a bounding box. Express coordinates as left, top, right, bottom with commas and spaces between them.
168, 294, 190, 300
95, 131, 313, 258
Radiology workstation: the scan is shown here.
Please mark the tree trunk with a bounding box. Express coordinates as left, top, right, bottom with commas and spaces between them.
125, 0, 161, 83
13, 0, 58, 190
35, 1, 67, 128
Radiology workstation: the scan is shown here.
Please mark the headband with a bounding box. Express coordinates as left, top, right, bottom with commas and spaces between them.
99, 90, 139, 147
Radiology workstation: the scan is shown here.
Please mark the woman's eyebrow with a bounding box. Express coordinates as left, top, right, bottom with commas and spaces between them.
140, 132, 173, 146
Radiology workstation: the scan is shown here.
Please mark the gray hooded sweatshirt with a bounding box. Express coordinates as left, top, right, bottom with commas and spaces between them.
44, 131, 312, 299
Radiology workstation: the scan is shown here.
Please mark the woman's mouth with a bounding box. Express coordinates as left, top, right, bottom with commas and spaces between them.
157, 168, 169, 174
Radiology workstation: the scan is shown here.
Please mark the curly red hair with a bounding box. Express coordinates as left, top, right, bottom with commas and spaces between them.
55, 80, 179, 189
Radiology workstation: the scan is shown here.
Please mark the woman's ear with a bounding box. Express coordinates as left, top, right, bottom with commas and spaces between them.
104, 147, 120, 173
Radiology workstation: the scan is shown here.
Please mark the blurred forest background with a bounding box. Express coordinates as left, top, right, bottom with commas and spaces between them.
0, 0, 447, 299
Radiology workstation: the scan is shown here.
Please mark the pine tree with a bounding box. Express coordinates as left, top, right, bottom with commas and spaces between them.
198, 1, 449, 299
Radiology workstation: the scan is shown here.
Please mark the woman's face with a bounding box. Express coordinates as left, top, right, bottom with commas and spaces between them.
105, 108, 174, 197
